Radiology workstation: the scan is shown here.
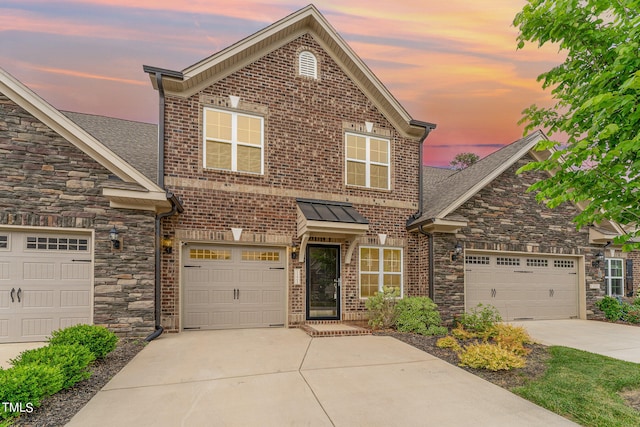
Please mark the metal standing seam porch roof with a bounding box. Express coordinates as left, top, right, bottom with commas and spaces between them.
296, 198, 369, 263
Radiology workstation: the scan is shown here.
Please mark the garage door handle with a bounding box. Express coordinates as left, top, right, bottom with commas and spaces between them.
17, 288, 21, 303
184, 265, 202, 268
10, 288, 15, 303
549, 289, 555, 297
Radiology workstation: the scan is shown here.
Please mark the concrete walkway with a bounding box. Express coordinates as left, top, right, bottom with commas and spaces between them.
511, 319, 640, 363
67, 328, 575, 427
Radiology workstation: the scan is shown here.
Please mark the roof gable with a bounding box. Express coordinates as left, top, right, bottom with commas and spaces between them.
0, 67, 170, 212
411, 131, 546, 228
144, 5, 431, 139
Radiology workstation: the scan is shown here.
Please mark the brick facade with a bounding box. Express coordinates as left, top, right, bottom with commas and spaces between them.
0, 94, 156, 337
160, 34, 423, 330
429, 155, 606, 322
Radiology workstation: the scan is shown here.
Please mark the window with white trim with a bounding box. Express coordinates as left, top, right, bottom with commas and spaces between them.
299, 51, 317, 79
359, 247, 403, 298
0, 235, 7, 250
203, 108, 263, 174
605, 258, 624, 297
346, 133, 390, 189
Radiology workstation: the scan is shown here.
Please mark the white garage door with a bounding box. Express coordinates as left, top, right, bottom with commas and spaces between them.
465, 253, 579, 321
183, 245, 286, 330
0, 230, 92, 343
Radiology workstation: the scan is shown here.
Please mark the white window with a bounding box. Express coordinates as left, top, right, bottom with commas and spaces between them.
359, 247, 403, 298
298, 51, 317, 78
605, 258, 624, 297
203, 108, 264, 174
346, 133, 390, 189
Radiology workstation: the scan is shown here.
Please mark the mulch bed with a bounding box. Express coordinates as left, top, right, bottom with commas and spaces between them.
10, 339, 146, 427
375, 331, 551, 389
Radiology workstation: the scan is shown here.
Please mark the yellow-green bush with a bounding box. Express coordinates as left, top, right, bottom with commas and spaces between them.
451, 327, 476, 340
491, 324, 533, 356
436, 336, 462, 352
458, 343, 526, 371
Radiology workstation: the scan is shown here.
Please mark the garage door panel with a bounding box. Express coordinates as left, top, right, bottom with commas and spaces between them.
183, 245, 285, 330
0, 319, 8, 337
60, 290, 90, 308
22, 290, 55, 309
61, 263, 90, 280
466, 252, 578, 321
21, 317, 53, 337
0, 263, 8, 280
60, 317, 90, 329
23, 263, 56, 280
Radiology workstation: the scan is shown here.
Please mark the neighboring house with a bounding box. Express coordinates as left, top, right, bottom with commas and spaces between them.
409, 131, 638, 321
143, 5, 435, 331
0, 67, 176, 343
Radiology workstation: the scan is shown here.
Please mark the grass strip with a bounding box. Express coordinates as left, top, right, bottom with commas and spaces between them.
514, 346, 640, 427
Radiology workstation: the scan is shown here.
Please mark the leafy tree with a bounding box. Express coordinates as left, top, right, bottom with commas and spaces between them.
513, 0, 640, 250
450, 152, 480, 170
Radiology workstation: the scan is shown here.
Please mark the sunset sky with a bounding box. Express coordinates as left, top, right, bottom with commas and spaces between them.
0, 0, 564, 167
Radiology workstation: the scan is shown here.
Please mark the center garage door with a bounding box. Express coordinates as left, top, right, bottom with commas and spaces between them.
465, 252, 579, 321
182, 245, 286, 330
0, 230, 92, 343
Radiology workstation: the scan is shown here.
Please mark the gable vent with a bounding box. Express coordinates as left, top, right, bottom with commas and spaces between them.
299, 51, 317, 79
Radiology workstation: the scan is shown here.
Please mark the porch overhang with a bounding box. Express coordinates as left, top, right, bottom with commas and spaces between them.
296, 198, 369, 263
412, 217, 468, 234
589, 226, 619, 245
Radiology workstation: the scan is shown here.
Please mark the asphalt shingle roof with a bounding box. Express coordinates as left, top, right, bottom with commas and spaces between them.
417, 131, 544, 223
62, 111, 158, 183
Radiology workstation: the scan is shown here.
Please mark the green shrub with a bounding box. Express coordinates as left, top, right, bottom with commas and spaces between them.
365, 286, 400, 329
11, 344, 95, 389
436, 336, 462, 352
0, 364, 64, 421
491, 324, 532, 356
595, 296, 625, 321
48, 324, 117, 359
458, 343, 526, 371
456, 304, 502, 334
624, 306, 640, 324
394, 296, 447, 336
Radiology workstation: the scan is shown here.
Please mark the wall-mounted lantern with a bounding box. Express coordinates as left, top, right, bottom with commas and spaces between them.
162, 235, 173, 254
451, 242, 463, 262
291, 242, 299, 260
109, 226, 121, 250
592, 251, 604, 268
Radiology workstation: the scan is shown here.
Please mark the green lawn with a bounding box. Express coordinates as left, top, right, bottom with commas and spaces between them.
514, 346, 640, 427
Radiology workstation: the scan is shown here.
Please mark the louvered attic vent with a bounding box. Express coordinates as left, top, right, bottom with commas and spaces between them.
299, 51, 317, 79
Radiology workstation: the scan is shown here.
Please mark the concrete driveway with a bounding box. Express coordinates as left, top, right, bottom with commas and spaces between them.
511, 319, 640, 363
67, 328, 575, 427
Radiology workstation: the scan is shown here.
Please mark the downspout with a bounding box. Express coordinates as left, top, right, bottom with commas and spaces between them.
408, 120, 436, 222
145, 71, 172, 342
407, 120, 436, 301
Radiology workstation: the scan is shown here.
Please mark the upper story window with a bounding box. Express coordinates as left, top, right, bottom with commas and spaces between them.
203, 107, 264, 174
298, 51, 317, 79
345, 133, 390, 189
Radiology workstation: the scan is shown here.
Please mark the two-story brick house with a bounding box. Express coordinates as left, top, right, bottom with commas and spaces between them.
143, 5, 435, 331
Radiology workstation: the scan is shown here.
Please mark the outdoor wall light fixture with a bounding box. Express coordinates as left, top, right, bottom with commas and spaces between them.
451, 242, 463, 262
291, 242, 299, 260
162, 235, 173, 254
109, 226, 120, 250
592, 251, 605, 268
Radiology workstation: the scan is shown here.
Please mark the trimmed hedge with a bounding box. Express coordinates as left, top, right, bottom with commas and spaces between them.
11, 344, 95, 389
0, 364, 64, 421
48, 324, 118, 359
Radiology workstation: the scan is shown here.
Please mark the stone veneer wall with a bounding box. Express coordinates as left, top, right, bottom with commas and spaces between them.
0, 94, 156, 337
160, 33, 422, 330
431, 155, 605, 322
